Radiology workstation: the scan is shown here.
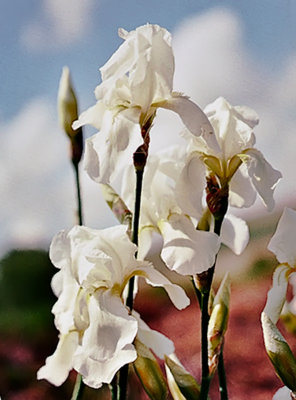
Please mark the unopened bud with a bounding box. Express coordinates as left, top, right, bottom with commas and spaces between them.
58, 66, 80, 138
262, 312, 296, 392
133, 339, 168, 400
58, 66, 83, 164
165, 354, 200, 400
208, 273, 231, 376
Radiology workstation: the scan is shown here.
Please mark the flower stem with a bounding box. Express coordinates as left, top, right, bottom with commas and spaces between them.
218, 348, 228, 400
71, 374, 85, 400
126, 168, 144, 309
119, 168, 145, 400
72, 161, 83, 226
199, 266, 214, 400
213, 218, 228, 400
71, 161, 85, 400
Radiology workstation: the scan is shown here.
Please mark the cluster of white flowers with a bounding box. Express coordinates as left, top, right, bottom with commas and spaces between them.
38, 23, 286, 395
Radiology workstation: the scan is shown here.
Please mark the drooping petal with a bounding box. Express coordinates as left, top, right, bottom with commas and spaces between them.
140, 263, 190, 309
175, 152, 206, 219
159, 214, 220, 275
263, 264, 290, 324
73, 293, 138, 388
228, 164, 257, 208
268, 208, 296, 265
84, 109, 141, 184
221, 214, 249, 255
158, 95, 218, 149
133, 311, 175, 358
37, 331, 79, 386
244, 148, 282, 212
72, 102, 105, 131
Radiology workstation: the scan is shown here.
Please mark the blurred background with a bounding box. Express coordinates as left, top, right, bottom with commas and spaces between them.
1, 0, 296, 398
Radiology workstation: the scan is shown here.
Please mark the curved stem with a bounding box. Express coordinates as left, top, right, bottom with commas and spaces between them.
119, 168, 145, 400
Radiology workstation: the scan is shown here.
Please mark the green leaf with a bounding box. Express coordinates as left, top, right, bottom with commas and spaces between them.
133, 339, 168, 400
164, 355, 200, 400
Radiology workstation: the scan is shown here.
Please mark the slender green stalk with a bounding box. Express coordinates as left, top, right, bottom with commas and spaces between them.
71, 160, 85, 400
71, 374, 85, 400
218, 348, 228, 400
126, 169, 144, 310
199, 215, 227, 400
118, 168, 145, 400
73, 161, 83, 226
199, 266, 214, 400
213, 218, 228, 400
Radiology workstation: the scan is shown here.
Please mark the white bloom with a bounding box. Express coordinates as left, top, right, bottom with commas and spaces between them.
262, 209, 296, 395
180, 97, 281, 212
37, 224, 189, 388
122, 148, 249, 275
264, 208, 296, 323
73, 24, 214, 184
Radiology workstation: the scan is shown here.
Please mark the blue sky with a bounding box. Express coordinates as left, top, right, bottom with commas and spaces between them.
1, 0, 296, 257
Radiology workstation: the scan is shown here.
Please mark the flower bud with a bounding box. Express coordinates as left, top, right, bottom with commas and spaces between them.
58, 66, 83, 164
58, 66, 79, 139
133, 339, 168, 400
165, 354, 200, 400
208, 273, 231, 376
262, 312, 296, 392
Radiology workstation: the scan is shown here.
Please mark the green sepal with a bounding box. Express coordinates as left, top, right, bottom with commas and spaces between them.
100, 184, 132, 233
262, 312, 296, 392
133, 339, 168, 400
164, 355, 201, 400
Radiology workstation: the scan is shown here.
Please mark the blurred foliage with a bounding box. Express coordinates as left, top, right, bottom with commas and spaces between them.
0, 249, 56, 339
245, 257, 277, 280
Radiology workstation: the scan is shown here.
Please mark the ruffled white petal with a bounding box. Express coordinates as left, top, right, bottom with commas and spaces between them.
133, 311, 175, 358
175, 152, 206, 218
263, 264, 290, 324
83, 109, 141, 184
159, 95, 218, 148
37, 331, 79, 386
228, 164, 257, 208
268, 208, 296, 265
245, 148, 282, 212
221, 214, 249, 255
159, 214, 220, 275
140, 264, 190, 310
73, 293, 138, 388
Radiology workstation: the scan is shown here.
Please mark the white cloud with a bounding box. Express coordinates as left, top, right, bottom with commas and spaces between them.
21, 0, 95, 50
0, 98, 114, 258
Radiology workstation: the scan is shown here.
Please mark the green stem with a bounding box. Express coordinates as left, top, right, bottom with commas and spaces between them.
199, 214, 227, 400
71, 374, 85, 400
213, 218, 228, 400
199, 266, 214, 400
72, 161, 83, 226
119, 168, 145, 400
70, 161, 86, 400
218, 348, 228, 400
